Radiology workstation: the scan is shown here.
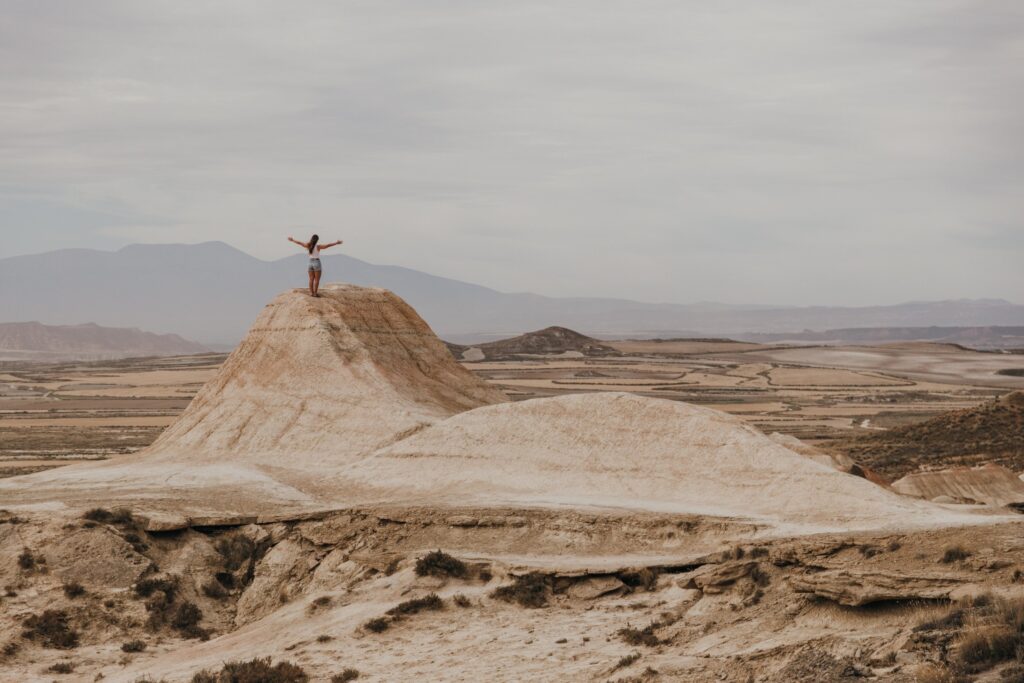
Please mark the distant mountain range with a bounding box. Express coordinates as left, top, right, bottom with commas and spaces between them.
0, 321, 209, 361
1, 242, 1022, 346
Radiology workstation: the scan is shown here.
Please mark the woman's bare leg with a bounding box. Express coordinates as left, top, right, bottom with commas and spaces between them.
313, 270, 322, 297
308, 269, 315, 296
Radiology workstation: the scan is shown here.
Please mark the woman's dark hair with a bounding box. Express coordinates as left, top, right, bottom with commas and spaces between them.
308, 234, 319, 254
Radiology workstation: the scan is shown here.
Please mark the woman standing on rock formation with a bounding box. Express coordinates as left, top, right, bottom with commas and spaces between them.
287, 234, 343, 297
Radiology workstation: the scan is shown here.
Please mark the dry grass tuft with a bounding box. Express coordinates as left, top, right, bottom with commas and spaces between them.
453, 593, 472, 608
940, 545, 971, 564
46, 661, 75, 673
21, 609, 79, 649
363, 617, 390, 633
121, 639, 147, 652
617, 623, 661, 647
62, 581, 85, 599
613, 652, 641, 671
414, 550, 468, 579
190, 657, 308, 683
914, 663, 960, 683
386, 593, 443, 617
331, 669, 359, 682
491, 572, 549, 608
83, 507, 137, 527
214, 534, 256, 572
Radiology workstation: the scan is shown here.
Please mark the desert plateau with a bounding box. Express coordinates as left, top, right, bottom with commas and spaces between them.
0, 285, 1022, 683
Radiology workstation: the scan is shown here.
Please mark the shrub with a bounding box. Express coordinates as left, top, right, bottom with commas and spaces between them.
47, 661, 75, 673
122, 639, 147, 652
171, 601, 206, 639
915, 663, 959, 683
202, 580, 228, 600
83, 507, 136, 527
308, 595, 332, 612
17, 548, 34, 571
453, 593, 471, 608
215, 571, 237, 589
950, 596, 1024, 672
62, 581, 86, 598
613, 652, 641, 671
941, 545, 971, 563
316, 634, 333, 643
363, 617, 389, 633
414, 550, 468, 579
214, 534, 256, 572
190, 657, 308, 683
2, 641, 19, 657
491, 573, 549, 608
134, 576, 179, 600
617, 624, 660, 647
21, 609, 79, 649
386, 593, 443, 617
331, 670, 359, 682
124, 531, 149, 553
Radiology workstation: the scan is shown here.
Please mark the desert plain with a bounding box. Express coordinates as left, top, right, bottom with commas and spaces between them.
1, 285, 1023, 682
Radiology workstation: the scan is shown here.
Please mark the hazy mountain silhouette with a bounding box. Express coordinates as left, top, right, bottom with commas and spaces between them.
0, 321, 209, 361
2, 242, 1022, 345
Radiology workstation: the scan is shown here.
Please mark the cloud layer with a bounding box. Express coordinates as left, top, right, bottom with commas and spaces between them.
1, 1, 1021, 304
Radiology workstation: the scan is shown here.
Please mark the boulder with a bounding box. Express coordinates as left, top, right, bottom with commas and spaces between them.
566, 576, 625, 600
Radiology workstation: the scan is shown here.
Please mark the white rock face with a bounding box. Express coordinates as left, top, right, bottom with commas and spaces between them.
345, 392, 984, 530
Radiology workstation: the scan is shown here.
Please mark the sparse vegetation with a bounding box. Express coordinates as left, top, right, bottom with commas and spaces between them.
83, 507, 137, 527
491, 572, 549, 608
134, 576, 179, 599
316, 634, 333, 643
363, 617, 390, 633
202, 579, 229, 600
453, 593, 471, 608
17, 548, 35, 571
386, 593, 443, 617
124, 531, 149, 553
617, 623, 661, 647
214, 533, 256, 572
122, 639, 147, 652
941, 545, 971, 564
171, 601, 207, 639
414, 550, 468, 579
914, 663, 960, 683
190, 657, 308, 683
307, 593, 331, 614
613, 652, 641, 671
2, 641, 19, 657
331, 670, 359, 682
62, 581, 85, 598
46, 661, 75, 673
21, 609, 79, 649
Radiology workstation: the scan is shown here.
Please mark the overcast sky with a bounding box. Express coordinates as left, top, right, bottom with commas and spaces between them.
1, 1, 1021, 305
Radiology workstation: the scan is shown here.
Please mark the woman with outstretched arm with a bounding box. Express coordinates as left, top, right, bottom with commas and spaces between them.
287, 234, 343, 297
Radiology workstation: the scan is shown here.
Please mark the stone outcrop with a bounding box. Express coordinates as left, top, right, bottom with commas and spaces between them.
892, 464, 1024, 507
789, 569, 963, 606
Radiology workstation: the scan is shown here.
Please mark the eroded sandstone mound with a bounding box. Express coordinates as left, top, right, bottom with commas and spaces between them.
146, 284, 506, 465
344, 392, 971, 530
891, 464, 1024, 507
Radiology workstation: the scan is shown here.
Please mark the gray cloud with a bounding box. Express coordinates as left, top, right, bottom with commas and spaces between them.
0, 0, 1021, 305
